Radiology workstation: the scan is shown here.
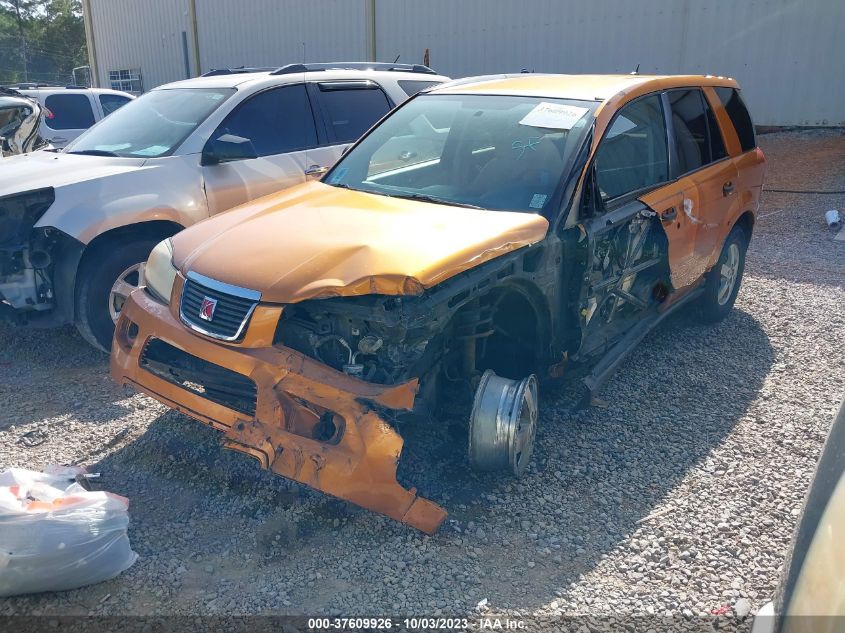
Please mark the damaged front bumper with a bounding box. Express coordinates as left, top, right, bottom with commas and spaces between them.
110, 286, 447, 534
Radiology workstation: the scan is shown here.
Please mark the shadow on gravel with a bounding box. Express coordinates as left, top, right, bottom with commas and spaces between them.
79, 307, 774, 613
397, 307, 776, 608
0, 324, 129, 429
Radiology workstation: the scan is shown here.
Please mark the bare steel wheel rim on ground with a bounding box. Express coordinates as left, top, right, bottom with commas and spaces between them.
468, 370, 539, 477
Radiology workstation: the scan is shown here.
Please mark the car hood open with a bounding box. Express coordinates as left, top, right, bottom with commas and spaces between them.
172, 181, 549, 304
0, 150, 146, 198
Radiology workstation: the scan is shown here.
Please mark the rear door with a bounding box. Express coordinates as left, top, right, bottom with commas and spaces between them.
42, 92, 97, 147
656, 88, 738, 281
305, 80, 394, 179
202, 83, 319, 215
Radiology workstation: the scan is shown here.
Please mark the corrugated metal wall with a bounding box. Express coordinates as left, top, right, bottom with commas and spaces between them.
195, 0, 367, 72
89, 0, 194, 92
88, 0, 844, 126
375, 0, 844, 126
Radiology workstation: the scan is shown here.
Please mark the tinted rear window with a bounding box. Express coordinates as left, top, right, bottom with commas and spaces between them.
44, 94, 95, 130
99, 93, 132, 116
398, 80, 442, 97
703, 94, 728, 162
318, 84, 392, 143
715, 87, 756, 152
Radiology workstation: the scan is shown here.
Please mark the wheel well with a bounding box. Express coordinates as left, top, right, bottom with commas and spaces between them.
71, 220, 184, 313
735, 211, 755, 242
474, 283, 549, 381
82, 221, 184, 257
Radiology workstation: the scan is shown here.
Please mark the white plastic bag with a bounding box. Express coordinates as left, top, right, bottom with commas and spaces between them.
0, 465, 137, 597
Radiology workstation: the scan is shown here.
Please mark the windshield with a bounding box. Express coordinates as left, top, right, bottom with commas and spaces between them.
65, 88, 234, 158
325, 93, 597, 213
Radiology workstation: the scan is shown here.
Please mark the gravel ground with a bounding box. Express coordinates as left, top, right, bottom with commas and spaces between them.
0, 129, 843, 628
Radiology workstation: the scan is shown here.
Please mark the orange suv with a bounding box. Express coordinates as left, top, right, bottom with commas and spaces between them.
111, 74, 765, 533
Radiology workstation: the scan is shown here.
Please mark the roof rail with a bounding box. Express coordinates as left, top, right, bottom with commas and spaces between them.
3, 82, 56, 90
201, 67, 277, 77
270, 62, 437, 76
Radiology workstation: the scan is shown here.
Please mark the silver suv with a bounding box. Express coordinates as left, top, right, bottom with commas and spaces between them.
0, 63, 449, 349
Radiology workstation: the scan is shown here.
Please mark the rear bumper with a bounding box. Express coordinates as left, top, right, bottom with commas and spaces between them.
110, 288, 447, 534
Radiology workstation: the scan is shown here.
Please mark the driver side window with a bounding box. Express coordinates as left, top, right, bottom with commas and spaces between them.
213, 84, 318, 158
594, 94, 669, 202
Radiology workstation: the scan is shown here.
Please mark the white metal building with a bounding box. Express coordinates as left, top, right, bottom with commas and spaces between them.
82, 0, 845, 126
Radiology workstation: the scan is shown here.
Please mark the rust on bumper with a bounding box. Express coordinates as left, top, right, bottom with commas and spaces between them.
111, 288, 447, 534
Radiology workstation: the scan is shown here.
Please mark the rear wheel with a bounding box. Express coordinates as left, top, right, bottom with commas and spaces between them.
695, 225, 748, 323
75, 239, 159, 351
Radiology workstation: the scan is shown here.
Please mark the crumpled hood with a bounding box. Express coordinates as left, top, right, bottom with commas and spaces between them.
172, 181, 549, 304
0, 150, 146, 198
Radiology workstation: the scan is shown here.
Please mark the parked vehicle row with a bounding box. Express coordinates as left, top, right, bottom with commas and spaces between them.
0, 63, 449, 349
4, 84, 135, 149
1, 62, 766, 532
104, 72, 766, 533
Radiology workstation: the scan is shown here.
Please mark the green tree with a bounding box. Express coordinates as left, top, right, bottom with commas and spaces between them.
0, 0, 87, 86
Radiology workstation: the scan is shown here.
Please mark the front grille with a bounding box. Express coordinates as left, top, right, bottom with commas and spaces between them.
140, 338, 257, 416
179, 272, 260, 341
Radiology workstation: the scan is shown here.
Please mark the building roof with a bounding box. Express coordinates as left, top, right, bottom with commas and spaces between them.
433, 73, 739, 103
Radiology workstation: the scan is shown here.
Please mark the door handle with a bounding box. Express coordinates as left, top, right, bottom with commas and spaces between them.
660, 207, 677, 222
723, 181, 735, 196
305, 164, 328, 177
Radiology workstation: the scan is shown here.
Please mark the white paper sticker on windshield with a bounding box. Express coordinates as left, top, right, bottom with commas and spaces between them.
519, 102, 589, 130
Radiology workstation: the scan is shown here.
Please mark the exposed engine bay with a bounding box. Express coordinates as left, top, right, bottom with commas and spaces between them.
0, 189, 63, 316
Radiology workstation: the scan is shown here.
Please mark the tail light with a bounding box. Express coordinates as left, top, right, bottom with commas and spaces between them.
43, 107, 54, 119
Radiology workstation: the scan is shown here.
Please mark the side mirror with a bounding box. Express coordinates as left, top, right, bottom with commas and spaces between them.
201, 133, 257, 166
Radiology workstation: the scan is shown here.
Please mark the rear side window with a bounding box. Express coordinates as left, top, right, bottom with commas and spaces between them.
99, 94, 132, 116
704, 96, 728, 162
44, 94, 95, 130
667, 89, 712, 173
317, 83, 392, 143
595, 94, 669, 201
398, 80, 442, 98
715, 87, 756, 152
215, 84, 318, 156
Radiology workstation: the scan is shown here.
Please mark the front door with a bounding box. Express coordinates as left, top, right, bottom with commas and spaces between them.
202, 83, 318, 215
579, 93, 674, 354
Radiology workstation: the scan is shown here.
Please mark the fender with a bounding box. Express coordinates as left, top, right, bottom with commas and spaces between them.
33, 153, 209, 245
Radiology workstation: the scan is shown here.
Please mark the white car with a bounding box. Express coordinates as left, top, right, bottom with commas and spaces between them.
12, 85, 135, 148
0, 63, 449, 349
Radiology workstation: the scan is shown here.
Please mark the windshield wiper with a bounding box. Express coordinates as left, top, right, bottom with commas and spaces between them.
392, 192, 484, 209
66, 149, 121, 157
